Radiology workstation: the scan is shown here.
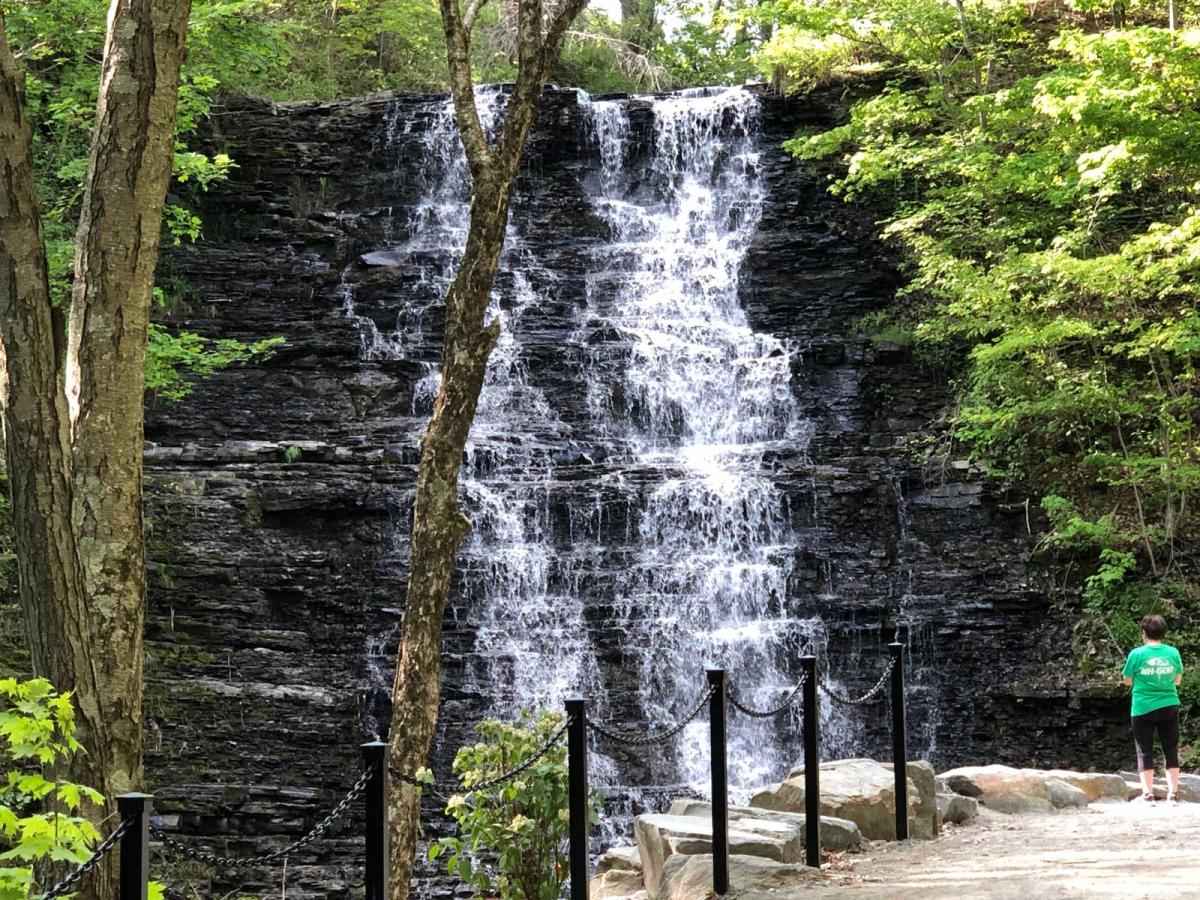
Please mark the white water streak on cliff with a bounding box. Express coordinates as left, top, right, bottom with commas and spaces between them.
348, 86, 845, 794
580, 89, 822, 789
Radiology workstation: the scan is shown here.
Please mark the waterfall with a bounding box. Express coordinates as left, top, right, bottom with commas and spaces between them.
350, 85, 848, 801
576, 89, 822, 790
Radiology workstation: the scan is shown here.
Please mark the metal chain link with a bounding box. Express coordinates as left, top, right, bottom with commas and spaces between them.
391, 718, 570, 796
729, 671, 810, 718
587, 684, 716, 747
39, 816, 134, 900
151, 766, 372, 867
817, 658, 896, 707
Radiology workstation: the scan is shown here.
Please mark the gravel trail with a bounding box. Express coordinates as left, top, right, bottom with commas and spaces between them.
787, 801, 1200, 899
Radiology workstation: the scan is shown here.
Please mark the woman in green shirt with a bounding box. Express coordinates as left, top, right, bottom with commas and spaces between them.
1121, 614, 1184, 805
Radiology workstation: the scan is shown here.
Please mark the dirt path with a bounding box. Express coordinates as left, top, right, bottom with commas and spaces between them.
791, 801, 1200, 899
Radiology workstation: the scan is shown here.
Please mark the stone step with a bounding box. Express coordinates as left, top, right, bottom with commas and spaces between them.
660, 853, 821, 899
634, 812, 806, 894
666, 798, 862, 851
752, 757, 937, 840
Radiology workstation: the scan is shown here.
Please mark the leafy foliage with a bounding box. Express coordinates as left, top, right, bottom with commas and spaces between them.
429, 712, 597, 900
2, 0, 288, 400
769, 0, 1200, 703
0, 679, 102, 900
146, 329, 285, 403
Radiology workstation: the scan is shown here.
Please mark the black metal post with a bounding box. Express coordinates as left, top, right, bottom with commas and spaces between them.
890, 640, 908, 841
707, 669, 729, 895
801, 655, 820, 868
361, 740, 388, 900
117, 793, 152, 900
566, 697, 589, 900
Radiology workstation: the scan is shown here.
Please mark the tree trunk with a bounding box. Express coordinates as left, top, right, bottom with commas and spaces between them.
385, 2, 588, 896
0, 12, 110, 789
1, 2, 190, 897
386, 178, 508, 895
64, 0, 192, 800
1, 15, 118, 899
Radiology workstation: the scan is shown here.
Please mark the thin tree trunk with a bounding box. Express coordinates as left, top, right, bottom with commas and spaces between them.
620, 0, 656, 52
386, 183, 507, 893
385, 1, 587, 896
64, 0, 192, 800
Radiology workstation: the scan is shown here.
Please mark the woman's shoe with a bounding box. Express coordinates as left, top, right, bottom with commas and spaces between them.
1167, 793, 1181, 805
1137, 792, 1157, 804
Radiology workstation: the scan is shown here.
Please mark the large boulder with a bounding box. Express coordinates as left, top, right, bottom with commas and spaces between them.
1027, 770, 1128, 803
634, 813, 804, 894
938, 764, 1055, 814
1044, 779, 1088, 809
591, 869, 645, 899
936, 792, 979, 825
882, 760, 939, 838
666, 799, 862, 851
592, 846, 644, 899
658, 854, 821, 900
751, 758, 929, 841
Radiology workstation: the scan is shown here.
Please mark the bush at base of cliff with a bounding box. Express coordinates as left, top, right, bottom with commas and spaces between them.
0, 678, 105, 899
429, 711, 596, 900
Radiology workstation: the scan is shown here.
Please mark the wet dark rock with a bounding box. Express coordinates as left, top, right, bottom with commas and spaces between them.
139, 86, 1126, 897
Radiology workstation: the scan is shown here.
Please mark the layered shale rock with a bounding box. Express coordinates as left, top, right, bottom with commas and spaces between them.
140, 85, 1128, 896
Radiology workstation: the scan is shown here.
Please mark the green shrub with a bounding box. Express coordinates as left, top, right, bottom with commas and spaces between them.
0, 678, 103, 899
429, 712, 598, 900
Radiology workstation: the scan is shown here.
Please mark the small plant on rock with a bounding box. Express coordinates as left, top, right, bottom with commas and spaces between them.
429, 711, 598, 900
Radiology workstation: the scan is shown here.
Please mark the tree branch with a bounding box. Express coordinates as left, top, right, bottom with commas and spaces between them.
463, 0, 489, 34
546, 0, 591, 48
438, 0, 492, 172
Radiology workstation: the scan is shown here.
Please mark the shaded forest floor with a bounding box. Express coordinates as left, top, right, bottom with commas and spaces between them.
792, 801, 1200, 899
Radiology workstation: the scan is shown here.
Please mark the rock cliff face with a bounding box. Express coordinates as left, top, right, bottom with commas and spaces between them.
142, 86, 1126, 897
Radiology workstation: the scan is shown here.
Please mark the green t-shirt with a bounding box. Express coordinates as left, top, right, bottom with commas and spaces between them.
1122, 643, 1183, 717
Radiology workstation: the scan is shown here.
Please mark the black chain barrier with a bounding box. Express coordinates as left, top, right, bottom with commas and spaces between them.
586, 684, 716, 746
390, 718, 571, 796
817, 657, 896, 706
728, 671, 810, 718
39, 815, 135, 900
151, 766, 372, 867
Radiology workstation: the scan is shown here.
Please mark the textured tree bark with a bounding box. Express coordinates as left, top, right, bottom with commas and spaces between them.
0, 2, 190, 897
0, 14, 110, 790
385, 0, 588, 895
65, 0, 192, 800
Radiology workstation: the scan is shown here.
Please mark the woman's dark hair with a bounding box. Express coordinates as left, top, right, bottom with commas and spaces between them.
1140, 614, 1168, 640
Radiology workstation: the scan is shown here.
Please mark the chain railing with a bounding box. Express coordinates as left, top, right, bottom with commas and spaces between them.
389, 717, 570, 795
817, 657, 896, 706
568, 641, 909, 900
586, 685, 715, 747
728, 671, 809, 718
151, 766, 372, 868
38, 815, 135, 900
52, 642, 909, 900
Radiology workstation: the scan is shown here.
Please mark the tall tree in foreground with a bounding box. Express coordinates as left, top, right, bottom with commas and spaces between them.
0, 0, 191, 896
385, 0, 589, 892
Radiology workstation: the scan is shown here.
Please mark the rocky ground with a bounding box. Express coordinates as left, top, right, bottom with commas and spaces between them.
803, 801, 1200, 899
595, 761, 1200, 899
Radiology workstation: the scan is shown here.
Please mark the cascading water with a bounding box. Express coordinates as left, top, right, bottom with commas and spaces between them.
349, 85, 877, 805
577, 89, 823, 790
